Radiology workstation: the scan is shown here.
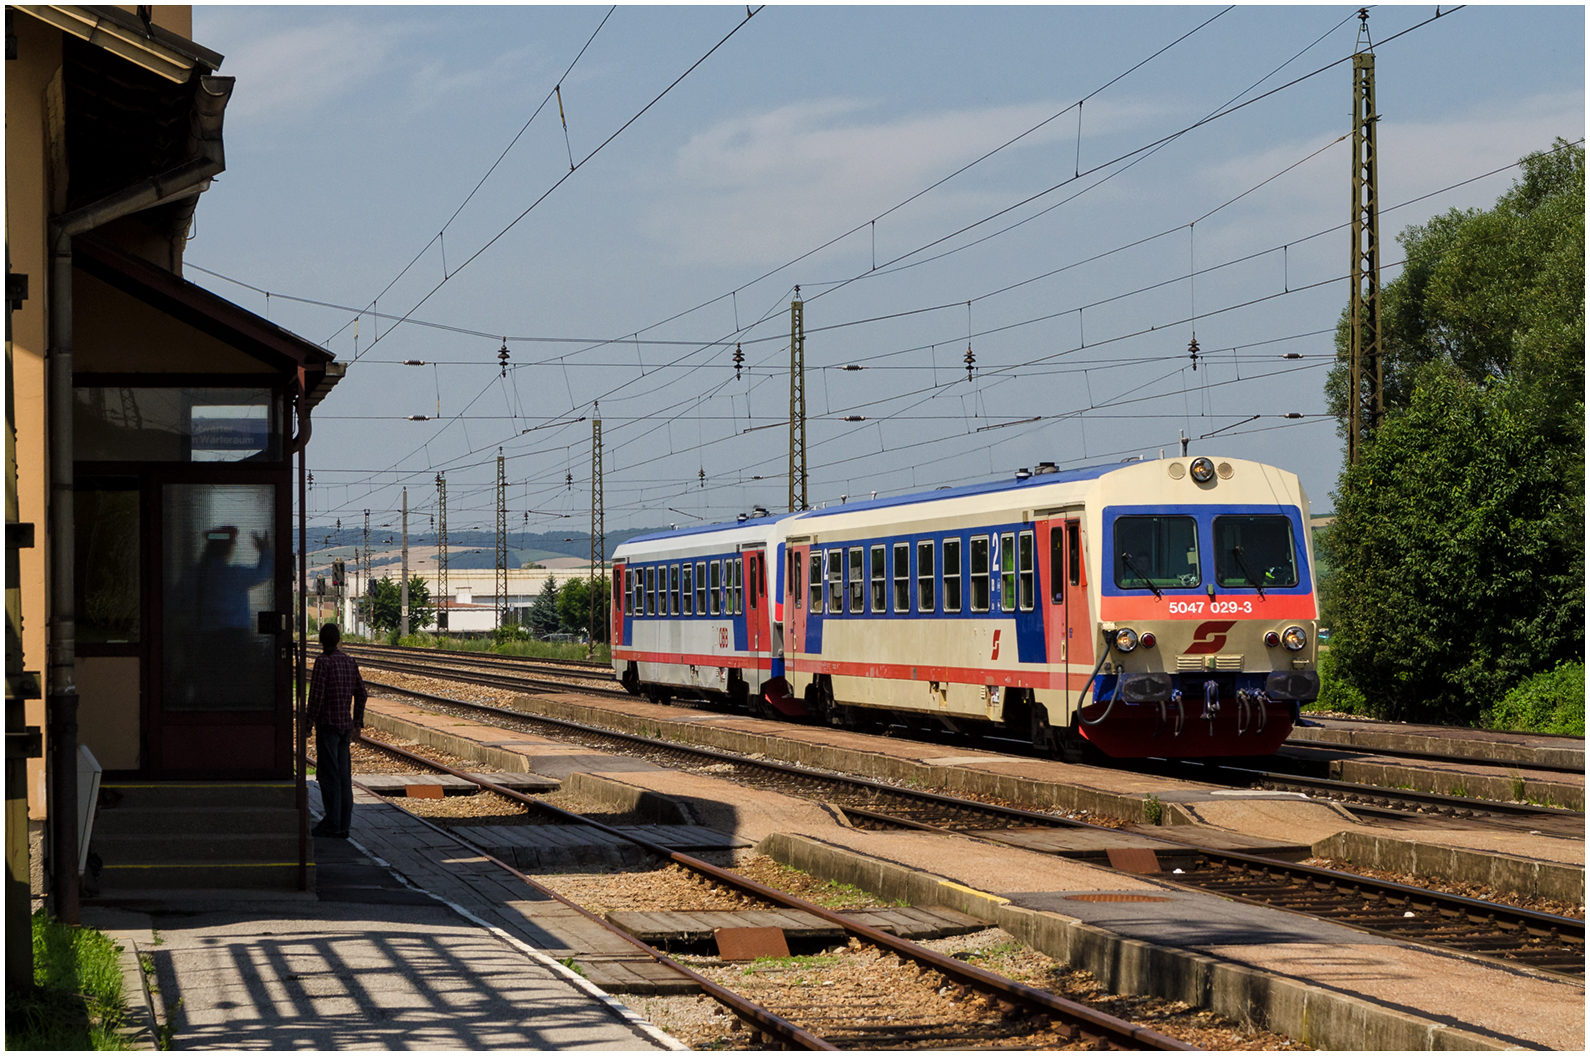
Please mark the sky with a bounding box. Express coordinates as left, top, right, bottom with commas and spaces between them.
186, 4, 1586, 546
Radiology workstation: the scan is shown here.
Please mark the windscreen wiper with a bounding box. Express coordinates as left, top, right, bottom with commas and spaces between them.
1230, 545, 1266, 599
1119, 552, 1162, 599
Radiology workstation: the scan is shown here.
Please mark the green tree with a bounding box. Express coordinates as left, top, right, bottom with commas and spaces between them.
556, 576, 609, 642
527, 577, 560, 636
364, 575, 435, 632
1323, 140, 1585, 726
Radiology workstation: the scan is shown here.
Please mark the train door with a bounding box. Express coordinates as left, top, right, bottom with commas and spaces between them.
1040, 517, 1092, 713
786, 544, 808, 656
610, 564, 624, 648
744, 549, 767, 656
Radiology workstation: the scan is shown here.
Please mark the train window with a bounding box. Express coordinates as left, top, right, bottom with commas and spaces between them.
635, 569, 645, 614
625, 569, 635, 615
1114, 516, 1200, 590
710, 561, 721, 615
1000, 532, 1016, 611
731, 557, 743, 614
917, 541, 935, 612
943, 538, 962, 613
893, 543, 910, 612
696, 561, 707, 614
969, 537, 991, 612
646, 566, 657, 616
846, 548, 864, 613
1067, 523, 1081, 586
1049, 527, 1065, 602
827, 551, 843, 613
870, 546, 886, 612
682, 563, 694, 615
1018, 531, 1035, 611
791, 551, 803, 609
1213, 516, 1299, 589
671, 564, 682, 615
809, 553, 823, 612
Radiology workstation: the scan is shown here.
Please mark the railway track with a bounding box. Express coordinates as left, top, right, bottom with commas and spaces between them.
355, 675, 1585, 980
341, 643, 1583, 822
338, 733, 1192, 1050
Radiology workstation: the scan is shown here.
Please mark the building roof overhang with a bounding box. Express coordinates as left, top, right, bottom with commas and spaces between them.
14, 4, 223, 82
74, 237, 344, 408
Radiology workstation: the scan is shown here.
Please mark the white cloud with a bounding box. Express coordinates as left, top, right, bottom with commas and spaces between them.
216, 17, 408, 121
643, 99, 1100, 266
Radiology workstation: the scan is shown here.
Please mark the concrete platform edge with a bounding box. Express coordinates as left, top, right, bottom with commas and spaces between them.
510, 694, 1160, 824
347, 832, 690, 1050
1289, 727, 1584, 771
1313, 830, 1585, 905
564, 771, 697, 825
1329, 759, 1583, 811
113, 934, 159, 1050
365, 710, 535, 772
758, 831, 1513, 1052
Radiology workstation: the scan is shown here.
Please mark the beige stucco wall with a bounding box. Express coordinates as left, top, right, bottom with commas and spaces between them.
8, 13, 62, 818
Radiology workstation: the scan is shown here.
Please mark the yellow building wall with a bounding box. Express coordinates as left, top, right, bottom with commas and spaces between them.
7, 13, 62, 820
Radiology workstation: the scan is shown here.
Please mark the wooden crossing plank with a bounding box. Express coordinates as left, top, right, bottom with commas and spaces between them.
575, 958, 699, 995
607, 909, 843, 944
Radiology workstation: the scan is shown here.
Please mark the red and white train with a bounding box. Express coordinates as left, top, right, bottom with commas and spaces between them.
610, 455, 1319, 759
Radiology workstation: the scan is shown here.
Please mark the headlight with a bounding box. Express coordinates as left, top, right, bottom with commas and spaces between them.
1189, 457, 1216, 483
1281, 625, 1307, 651
1114, 628, 1139, 652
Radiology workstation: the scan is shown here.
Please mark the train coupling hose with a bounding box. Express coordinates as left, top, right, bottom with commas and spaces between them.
1170, 689, 1185, 738
1203, 680, 1220, 736
1076, 632, 1119, 727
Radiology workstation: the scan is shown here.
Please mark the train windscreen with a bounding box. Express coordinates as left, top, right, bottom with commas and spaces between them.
1213, 515, 1299, 589
1113, 516, 1200, 589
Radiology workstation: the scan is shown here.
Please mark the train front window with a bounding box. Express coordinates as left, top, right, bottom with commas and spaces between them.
1113, 516, 1200, 590
1214, 515, 1299, 589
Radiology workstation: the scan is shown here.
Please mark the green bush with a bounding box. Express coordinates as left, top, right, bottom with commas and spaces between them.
1306, 649, 1367, 715
1483, 662, 1585, 735
7, 912, 133, 1050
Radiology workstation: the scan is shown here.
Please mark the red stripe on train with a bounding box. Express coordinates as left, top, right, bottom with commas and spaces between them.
785, 656, 1096, 691
1098, 594, 1317, 621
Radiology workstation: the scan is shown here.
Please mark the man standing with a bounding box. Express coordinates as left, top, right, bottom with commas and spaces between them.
307, 623, 366, 838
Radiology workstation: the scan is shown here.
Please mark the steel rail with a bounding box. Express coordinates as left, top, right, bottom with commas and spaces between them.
314, 754, 834, 1050
353, 732, 1194, 1051
357, 677, 1586, 977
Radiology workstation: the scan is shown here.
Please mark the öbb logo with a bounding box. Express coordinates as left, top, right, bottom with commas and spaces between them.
1183, 620, 1236, 655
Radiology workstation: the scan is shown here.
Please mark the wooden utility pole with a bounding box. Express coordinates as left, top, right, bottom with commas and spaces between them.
1348, 9, 1382, 464
788, 290, 807, 512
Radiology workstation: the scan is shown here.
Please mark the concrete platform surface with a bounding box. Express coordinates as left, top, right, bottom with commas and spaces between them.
1005, 888, 1398, 947
86, 900, 673, 1051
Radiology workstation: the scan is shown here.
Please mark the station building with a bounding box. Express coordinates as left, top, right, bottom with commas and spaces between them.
7, 5, 343, 918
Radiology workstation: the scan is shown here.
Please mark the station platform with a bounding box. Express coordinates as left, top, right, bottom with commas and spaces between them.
358, 690, 1584, 1050
80, 781, 683, 1050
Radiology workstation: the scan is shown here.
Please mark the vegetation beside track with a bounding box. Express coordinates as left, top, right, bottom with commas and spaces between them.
1482, 661, 1585, 736
6, 912, 134, 1051
348, 631, 610, 664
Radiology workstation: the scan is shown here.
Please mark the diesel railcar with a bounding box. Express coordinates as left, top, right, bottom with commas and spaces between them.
611, 455, 1319, 759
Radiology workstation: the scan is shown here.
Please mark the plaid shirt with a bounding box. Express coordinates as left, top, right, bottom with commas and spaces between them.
307, 650, 368, 732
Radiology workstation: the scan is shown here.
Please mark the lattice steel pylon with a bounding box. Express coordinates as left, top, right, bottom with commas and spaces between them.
1347, 13, 1382, 465
495, 450, 508, 629
787, 291, 807, 512
435, 473, 448, 631
587, 418, 603, 659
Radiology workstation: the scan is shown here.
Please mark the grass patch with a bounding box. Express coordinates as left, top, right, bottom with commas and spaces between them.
6, 912, 134, 1051
387, 631, 610, 664
1304, 649, 1367, 714
744, 953, 841, 973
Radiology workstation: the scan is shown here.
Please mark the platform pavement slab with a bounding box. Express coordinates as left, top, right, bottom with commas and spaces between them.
1005, 889, 1397, 947
82, 781, 681, 1051
1199, 941, 1585, 1052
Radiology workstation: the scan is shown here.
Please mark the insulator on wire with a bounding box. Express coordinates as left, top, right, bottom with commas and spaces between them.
963, 344, 976, 381
698, 467, 706, 489
498, 340, 511, 378
1188, 336, 1200, 372
565, 471, 573, 490
732, 342, 745, 381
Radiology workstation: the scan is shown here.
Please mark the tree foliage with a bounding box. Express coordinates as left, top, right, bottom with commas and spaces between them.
556, 576, 610, 642
1322, 140, 1584, 726
364, 575, 434, 632
527, 577, 560, 635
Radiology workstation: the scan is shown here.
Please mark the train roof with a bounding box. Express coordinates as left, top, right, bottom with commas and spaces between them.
620, 461, 1121, 548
